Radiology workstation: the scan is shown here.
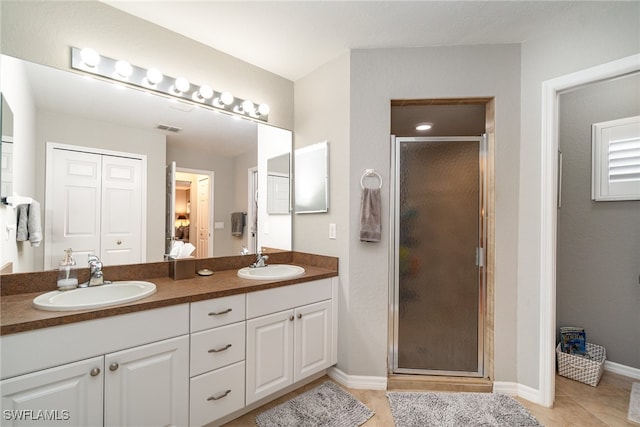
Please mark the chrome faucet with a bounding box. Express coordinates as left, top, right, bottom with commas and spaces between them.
250, 252, 269, 268
79, 255, 105, 287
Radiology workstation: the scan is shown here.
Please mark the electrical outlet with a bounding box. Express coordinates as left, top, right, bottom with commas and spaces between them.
329, 223, 336, 239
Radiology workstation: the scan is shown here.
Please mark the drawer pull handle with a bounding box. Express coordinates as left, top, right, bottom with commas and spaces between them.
208, 344, 232, 353
207, 390, 231, 401
208, 308, 232, 316
90, 368, 101, 377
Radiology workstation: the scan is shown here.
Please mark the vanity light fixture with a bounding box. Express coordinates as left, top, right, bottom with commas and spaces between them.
70, 47, 270, 122
416, 123, 433, 131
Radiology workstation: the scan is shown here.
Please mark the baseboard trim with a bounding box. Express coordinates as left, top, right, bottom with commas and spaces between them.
327, 366, 387, 390
492, 381, 518, 396
605, 361, 640, 380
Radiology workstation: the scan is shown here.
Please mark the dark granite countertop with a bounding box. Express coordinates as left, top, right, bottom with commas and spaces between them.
0, 252, 338, 336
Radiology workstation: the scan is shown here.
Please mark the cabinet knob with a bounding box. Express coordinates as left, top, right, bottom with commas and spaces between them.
207, 390, 231, 401
208, 308, 232, 316
208, 344, 232, 353
289, 315, 294, 321
109, 363, 119, 371
297, 313, 302, 319
90, 368, 101, 377
117, 240, 122, 245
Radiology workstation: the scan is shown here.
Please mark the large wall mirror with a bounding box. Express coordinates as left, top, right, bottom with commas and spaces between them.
0, 55, 292, 274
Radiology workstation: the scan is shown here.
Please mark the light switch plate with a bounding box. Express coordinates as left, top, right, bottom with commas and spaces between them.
329, 223, 336, 239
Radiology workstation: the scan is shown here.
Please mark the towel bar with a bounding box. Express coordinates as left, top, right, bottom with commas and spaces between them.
360, 169, 382, 189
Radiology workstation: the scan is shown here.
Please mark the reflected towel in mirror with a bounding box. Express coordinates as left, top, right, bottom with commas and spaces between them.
231, 212, 245, 237
16, 200, 43, 247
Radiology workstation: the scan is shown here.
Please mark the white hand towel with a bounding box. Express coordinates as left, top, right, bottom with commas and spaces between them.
16, 204, 29, 241
359, 188, 382, 242
27, 200, 43, 247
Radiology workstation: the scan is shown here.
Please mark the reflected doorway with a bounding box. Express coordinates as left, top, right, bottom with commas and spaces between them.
175, 169, 214, 258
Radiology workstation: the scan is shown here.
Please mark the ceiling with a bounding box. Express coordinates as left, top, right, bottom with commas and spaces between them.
102, 1, 600, 81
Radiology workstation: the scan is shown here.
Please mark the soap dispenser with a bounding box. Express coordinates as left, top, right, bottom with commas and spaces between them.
57, 248, 78, 290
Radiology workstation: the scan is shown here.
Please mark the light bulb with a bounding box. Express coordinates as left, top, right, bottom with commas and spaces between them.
220, 91, 234, 105
80, 48, 100, 68
197, 85, 213, 100
114, 60, 133, 78
146, 68, 164, 85
415, 123, 432, 131
258, 104, 270, 116
174, 77, 190, 93
242, 100, 255, 114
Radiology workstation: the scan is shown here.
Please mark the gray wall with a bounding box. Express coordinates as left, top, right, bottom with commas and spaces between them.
517, 2, 639, 389
295, 45, 522, 381
557, 74, 640, 368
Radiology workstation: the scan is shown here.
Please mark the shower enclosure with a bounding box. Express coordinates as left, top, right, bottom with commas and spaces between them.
390, 135, 487, 377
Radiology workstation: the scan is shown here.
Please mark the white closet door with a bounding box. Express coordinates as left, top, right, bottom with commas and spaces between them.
101, 156, 143, 265
50, 149, 102, 268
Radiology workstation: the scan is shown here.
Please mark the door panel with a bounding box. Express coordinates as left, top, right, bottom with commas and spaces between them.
101, 156, 142, 265
50, 149, 102, 268
393, 136, 485, 377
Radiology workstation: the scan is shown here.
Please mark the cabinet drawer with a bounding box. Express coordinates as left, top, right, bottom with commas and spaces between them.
190, 361, 245, 427
191, 294, 246, 332
246, 278, 332, 319
190, 322, 245, 377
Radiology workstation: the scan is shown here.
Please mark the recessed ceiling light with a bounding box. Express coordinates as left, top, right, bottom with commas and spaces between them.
416, 123, 432, 131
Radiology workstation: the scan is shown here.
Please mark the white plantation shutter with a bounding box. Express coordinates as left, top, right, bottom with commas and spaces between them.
592, 116, 640, 201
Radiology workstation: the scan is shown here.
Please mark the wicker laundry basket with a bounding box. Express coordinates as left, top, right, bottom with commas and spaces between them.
556, 342, 606, 386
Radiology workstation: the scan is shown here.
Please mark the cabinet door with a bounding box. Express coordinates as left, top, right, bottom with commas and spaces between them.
246, 310, 294, 405
0, 356, 103, 427
104, 335, 188, 427
294, 300, 333, 382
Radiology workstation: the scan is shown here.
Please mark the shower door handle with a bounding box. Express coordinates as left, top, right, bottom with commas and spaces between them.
476, 247, 485, 267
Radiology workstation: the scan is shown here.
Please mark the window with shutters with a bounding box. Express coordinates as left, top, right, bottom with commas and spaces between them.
592, 116, 640, 201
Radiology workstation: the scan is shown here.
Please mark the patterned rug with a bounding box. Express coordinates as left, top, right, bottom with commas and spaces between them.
630, 382, 640, 424
386, 391, 542, 427
255, 381, 374, 427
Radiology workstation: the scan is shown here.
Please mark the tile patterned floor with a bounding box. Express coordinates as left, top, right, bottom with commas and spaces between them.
224, 371, 637, 426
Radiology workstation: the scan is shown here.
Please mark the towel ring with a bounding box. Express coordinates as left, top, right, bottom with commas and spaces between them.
360, 169, 383, 190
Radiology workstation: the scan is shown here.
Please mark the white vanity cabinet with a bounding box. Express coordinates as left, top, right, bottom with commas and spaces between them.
0, 305, 190, 427
1, 356, 104, 426
245, 279, 334, 405
189, 294, 246, 427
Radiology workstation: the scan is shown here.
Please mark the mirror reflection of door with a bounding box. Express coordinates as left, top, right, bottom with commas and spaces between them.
173, 169, 213, 259
197, 177, 209, 258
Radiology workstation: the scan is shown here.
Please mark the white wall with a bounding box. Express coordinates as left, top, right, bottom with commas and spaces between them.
294, 53, 351, 370
295, 46, 521, 380
0, 56, 38, 272
518, 2, 640, 389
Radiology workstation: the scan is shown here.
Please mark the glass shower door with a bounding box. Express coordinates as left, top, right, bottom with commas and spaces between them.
392, 136, 486, 377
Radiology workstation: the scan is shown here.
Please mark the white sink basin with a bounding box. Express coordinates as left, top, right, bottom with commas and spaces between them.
237, 264, 305, 280
33, 281, 157, 312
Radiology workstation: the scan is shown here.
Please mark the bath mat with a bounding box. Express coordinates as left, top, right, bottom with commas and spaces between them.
386, 391, 542, 427
630, 382, 640, 424
255, 381, 373, 427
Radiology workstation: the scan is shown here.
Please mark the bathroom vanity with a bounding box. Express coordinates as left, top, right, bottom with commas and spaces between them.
0, 252, 338, 427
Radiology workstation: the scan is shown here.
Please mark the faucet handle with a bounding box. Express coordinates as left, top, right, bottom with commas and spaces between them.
88, 254, 100, 264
